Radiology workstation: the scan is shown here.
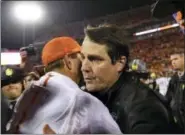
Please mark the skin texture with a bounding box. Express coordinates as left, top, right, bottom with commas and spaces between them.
54, 53, 82, 84
23, 72, 40, 90
64, 53, 82, 84
80, 36, 126, 92
24, 75, 35, 90
43, 124, 56, 134
170, 54, 184, 72
2, 82, 23, 100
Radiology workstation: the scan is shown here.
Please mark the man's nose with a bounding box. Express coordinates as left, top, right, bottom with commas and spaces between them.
9, 84, 16, 88
172, 61, 175, 66
81, 59, 91, 73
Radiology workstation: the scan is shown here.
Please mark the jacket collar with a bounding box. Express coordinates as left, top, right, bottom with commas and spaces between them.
88, 72, 129, 105
178, 71, 184, 78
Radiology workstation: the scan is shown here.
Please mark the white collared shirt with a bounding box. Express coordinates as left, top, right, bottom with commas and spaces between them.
10, 72, 121, 134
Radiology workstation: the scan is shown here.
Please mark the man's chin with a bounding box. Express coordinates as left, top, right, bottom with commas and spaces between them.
9, 93, 21, 99
86, 84, 104, 92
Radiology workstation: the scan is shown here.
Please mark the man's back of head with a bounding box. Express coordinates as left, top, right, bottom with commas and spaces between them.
42, 37, 82, 84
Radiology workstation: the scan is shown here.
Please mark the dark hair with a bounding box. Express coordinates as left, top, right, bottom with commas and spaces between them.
26, 72, 40, 80
84, 24, 130, 70
32, 65, 45, 77
170, 48, 184, 56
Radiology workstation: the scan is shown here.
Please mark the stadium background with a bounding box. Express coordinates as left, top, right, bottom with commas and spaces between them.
1, 0, 184, 77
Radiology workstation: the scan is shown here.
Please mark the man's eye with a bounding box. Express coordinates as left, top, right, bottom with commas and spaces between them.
28, 78, 32, 82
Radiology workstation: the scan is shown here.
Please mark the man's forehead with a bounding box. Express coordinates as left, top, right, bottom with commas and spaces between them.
82, 37, 108, 56
170, 54, 183, 59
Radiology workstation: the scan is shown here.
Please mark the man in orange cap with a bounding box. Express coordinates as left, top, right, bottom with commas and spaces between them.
8, 37, 121, 134
42, 36, 82, 84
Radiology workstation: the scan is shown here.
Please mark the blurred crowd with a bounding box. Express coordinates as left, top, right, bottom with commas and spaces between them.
131, 32, 184, 77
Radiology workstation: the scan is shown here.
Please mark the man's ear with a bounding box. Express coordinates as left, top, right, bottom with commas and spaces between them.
115, 56, 127, 72
63, 55, 72, 70
23, 80, 26, 88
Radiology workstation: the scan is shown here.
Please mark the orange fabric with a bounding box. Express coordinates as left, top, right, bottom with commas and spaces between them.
42, 37, 81, 66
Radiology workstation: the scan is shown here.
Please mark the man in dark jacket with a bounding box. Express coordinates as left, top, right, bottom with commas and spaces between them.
79, 24, 178, 133
152, 0, 185, 132
1, 93, 11, 134
166, 50, 185, 132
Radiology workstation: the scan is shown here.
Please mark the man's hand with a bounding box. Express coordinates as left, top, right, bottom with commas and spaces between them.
43, 124, 56, 134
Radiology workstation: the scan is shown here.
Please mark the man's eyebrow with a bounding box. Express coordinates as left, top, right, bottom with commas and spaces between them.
79, 52, 85, 58
87, 54, 104, 60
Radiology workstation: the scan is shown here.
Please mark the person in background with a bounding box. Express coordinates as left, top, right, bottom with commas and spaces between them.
32, 65, 45, 77
2, 66, 25, 107
23, 72, 40, 90
166, 50, 185, 132
1, 66, 25, 132
152, 0, 185, 133
1, 93, 11, 134
80, 24, 178, 133
19, 46, 35, 74
19, 42, 45, 75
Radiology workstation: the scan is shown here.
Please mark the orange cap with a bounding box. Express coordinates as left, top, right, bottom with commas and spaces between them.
42, 37, 81, 66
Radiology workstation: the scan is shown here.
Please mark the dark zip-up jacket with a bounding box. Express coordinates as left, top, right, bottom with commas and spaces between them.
89, 72, 180, 133
166, 73, 185, 133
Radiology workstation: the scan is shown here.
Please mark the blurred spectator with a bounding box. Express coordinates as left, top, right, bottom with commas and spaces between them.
19, 42, 45, 74
23, 72, 40, 90
1, 93, 11, 134
166, 49, 185, 132
1, 66, 25, 101
1, 66, 26, 132
32, 65, 45, 77
130, 32, 184, 77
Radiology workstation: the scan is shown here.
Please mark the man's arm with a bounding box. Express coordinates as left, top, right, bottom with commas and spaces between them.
166, 79, 174, 103
123, 100, 175, 133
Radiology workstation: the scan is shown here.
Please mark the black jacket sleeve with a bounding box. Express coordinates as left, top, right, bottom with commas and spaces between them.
121, 99, 176, 134
166, 75, 179, 103
1, 94, 12, 134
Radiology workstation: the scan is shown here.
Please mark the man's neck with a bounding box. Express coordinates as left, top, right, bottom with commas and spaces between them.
52, 68, 79, 84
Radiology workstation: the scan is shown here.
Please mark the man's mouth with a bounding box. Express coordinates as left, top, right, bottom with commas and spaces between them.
84, 77, 95, 82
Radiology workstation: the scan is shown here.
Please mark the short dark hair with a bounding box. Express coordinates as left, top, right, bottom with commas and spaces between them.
84, 24, 130, 70
170, 48, 184, 56
26, 72, 40, 80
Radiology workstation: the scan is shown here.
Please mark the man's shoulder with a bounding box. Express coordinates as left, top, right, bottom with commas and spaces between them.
118, 83, 169, 117
170, 74, 179, 81
118, 80, 167, 110
120, 80, 155, 99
